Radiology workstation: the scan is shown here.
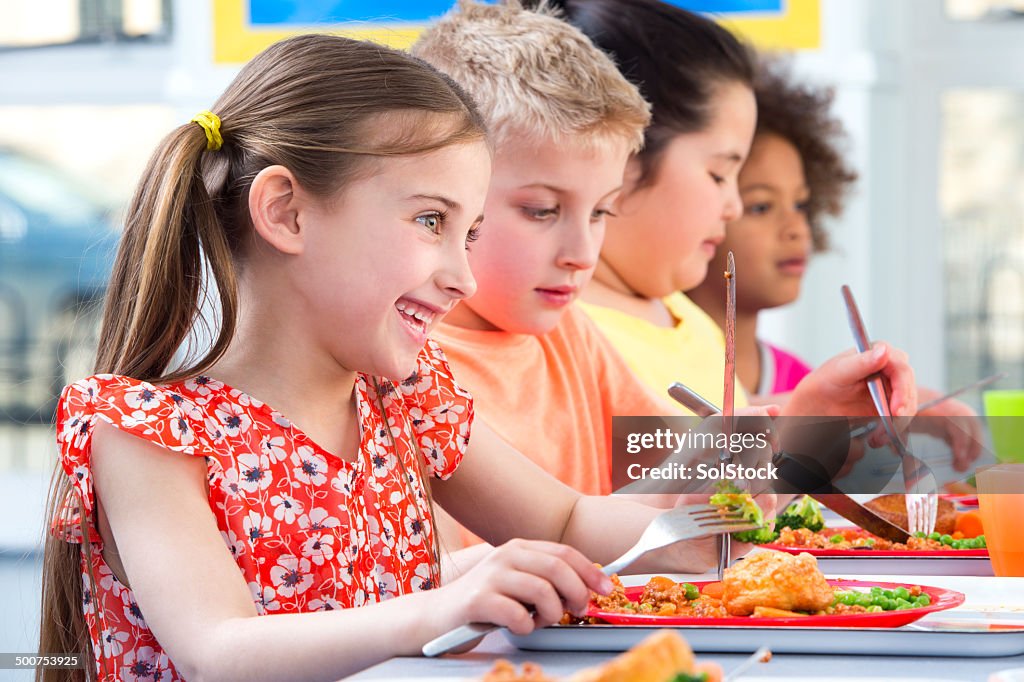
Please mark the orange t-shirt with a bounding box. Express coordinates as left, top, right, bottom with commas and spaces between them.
432, 305, 678, 497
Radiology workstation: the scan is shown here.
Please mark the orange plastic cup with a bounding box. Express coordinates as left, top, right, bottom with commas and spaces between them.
977, 464, 1024, 577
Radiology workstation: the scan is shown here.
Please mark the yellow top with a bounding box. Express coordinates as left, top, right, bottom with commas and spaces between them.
580, 292, 748, 410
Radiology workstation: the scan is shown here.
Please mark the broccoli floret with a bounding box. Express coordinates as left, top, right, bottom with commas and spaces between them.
774, 495, 825, 532
709, 482, 778, 543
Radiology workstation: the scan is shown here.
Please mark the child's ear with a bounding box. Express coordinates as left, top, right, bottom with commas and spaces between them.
249, 165, 305, 255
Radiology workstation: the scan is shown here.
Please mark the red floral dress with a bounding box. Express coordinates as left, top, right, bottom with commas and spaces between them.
54, 340, 473, 681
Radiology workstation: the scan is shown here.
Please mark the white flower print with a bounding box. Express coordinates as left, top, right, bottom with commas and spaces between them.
412, 562, 435, 592
168, 412, 195, 446
242, 510, 273, 544
403, 507, 429, 547
418, 436, 445, 473
308, 596, 343, 611
270, 411, 292, 429
215, 401, 253, 437
429, 401, 465, 425
397, 370, 433, 397
62, 413, 93, 450
395, 536, 414, 564
70, 464, 91, 499
236, 452, 272, 493
220, 466, 243, 499
204, 415, 227, 445
298, 507, 340, 531
122, 592, 147, 629
291, 446, 327, 486
301, 532, 336, 566
120, 409, 157, 430
406, 406, 435, 434
369, 449, 398, 478
248, 581, 280, 614
270, 555, 313, 598
120, 645, 171, 681
97, 561, 124, 598
123, 385, 162, 412
185, 375, 222, 396
260, 435, 288, 463
220, 529, 245, 560
231, 389, 263, 409
374, 568, 399, 600
100, 627, 130, 658
71, 377, 101, 404
270, 493, 303, 524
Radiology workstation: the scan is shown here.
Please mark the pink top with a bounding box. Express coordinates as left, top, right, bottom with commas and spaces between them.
53, 340, 472, 680
759, 341, 813, 395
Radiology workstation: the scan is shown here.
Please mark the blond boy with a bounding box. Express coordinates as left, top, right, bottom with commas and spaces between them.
413, 3, 679, 520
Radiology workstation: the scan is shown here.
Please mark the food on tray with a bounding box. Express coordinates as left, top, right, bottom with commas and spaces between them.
864, 494, 957, 534
770, 525, 987, 551
586, 551, 936, 622
722, 551, 834, 616
954, 509, 985, 538
481, 631, 722, 682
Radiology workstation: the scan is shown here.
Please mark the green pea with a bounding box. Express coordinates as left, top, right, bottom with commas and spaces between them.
914, 531, 926, 538
893, 587, 910, 600
928, 532, 942, 541
977, 535, 987, 547
870, 587, 883, 596
940, 534, 954, 545
866, 605, 884, 612
830, 534, 844, 544
684, 583, 700, 601
886, 598, 899, 610
916, 595, 931, 606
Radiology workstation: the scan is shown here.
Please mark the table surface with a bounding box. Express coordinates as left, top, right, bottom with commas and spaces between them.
348, 573, 1024, 682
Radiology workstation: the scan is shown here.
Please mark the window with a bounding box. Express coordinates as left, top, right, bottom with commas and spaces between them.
0, 0, 170, 48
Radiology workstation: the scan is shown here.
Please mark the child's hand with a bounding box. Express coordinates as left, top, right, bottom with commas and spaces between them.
914, 391, 984, 471
434, 539, 610, 636
785, 342, 918, 419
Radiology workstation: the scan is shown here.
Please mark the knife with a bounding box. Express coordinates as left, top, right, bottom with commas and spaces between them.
808, 492, 910, 543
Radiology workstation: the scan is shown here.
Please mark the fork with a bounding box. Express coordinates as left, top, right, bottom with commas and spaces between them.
421, 504, 759, 657
841, 285, 938, 536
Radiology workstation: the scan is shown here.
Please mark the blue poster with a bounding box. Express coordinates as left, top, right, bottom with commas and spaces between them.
248, 0, 783, 26
668, 0, 782, 11
250, 0, 460, 25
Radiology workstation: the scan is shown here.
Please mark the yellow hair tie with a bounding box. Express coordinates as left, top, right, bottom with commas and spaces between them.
191, 111, 223, 151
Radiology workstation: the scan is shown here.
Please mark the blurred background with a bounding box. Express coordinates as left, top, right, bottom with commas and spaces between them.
1, 0, 1023, 671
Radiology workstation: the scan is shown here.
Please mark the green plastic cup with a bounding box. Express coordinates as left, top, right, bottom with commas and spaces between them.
984, 390, 1024, 463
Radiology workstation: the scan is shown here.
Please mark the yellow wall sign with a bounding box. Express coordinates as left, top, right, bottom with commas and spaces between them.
212, 0, 820, 65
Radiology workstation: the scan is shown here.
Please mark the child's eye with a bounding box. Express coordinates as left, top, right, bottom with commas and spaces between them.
745, 202, 771, 216
416, 211, 446, 234
523, 206, 558, 220
796, 200, 811, 214
591, 207, 617, 221
710, 173, 725, 186
465, 225, 482, 250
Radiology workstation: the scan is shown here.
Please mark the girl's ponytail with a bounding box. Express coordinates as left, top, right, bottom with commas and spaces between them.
95, 122, 238, 382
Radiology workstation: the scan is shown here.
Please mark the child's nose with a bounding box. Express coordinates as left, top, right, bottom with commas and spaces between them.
783, 210, 812, 242
437, 250, 478, 300
556, 223, 600, 271
722, 186, 743, 223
